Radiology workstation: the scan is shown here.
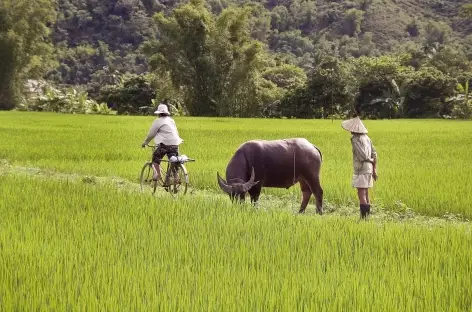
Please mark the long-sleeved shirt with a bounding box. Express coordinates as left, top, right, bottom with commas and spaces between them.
351, 134, 377, 174
143, 116, 183, 146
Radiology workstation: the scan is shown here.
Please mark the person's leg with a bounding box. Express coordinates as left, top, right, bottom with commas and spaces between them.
164, 145, 180, 186
364, 174, 374, 217
357, 188, 367, 204
152, 144, 166, 181
357, 188, 370, 219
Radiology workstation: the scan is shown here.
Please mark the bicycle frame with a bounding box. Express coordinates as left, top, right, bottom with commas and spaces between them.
145, 144, 195, 187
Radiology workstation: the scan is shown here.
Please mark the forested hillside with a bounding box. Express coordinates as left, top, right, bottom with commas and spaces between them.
47, 0, 472, 85
2, 0, 472, 118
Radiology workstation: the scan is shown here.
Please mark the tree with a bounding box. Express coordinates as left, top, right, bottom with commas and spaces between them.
429, 45, 470, 77
269, 30, 315, 57
270, 6, 290, 32
0, 0, 56, 109
460, 3, 472, 18
143, 0, 282, 117
424, 21, 451, 46
144, 0, 220, 116
289, 0, 316, 33
350, 54, 412, 118
279, 55, 356, 118
446, 80, 472, 119
402, 67, 457, 118
47, 0, 156, 85
343, 8, 364, 37
262, 64, 306, 89
98, 74, 156, 115
406, 17, 420, 37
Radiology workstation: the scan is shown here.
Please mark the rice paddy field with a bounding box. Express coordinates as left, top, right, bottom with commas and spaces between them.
1, 111, 471, 310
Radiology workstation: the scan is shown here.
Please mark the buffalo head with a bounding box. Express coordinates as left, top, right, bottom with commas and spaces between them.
217, 167, 259, 202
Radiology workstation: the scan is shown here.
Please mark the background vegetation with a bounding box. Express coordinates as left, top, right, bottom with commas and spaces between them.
2, 0, 472, 118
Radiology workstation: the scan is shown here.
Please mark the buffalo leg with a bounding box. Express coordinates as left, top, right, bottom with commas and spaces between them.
249, 185, 262, 207
311, 177, 324, 214
303, 176, 323, 215
298, 180, 312, 213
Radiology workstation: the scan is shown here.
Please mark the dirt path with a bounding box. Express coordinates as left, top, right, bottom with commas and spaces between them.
0, 159, 469, 226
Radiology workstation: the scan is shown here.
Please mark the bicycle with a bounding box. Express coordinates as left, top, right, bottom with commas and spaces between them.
140, 144, 195, 196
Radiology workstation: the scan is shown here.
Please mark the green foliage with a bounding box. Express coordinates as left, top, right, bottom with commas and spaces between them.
424, 21, 452, 46
19, 86, 114, 115
279, 56, 355, 118
406, 17, 420, 37
358, 0, 374, 11
402, 67, 457, 118
98, 74, 156, 115
3, 0, 471, 118
144, 0, 288, 117
446, 80, 472, 119
428, 45, 471, 76
144, 0, 219, 116
343, 8, 364, 36
269, 30, 314, 57
351, 54, 412, 118
262, 64, 307, 89
460, 3, 472, 18
148, 72, 185, 111
47, 0, 156, 85
278, 51, 469, 120
0, 0, 56, 110
0, 32, 18, 110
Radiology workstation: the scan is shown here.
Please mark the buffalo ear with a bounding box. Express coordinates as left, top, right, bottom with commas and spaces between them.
217, 172, 233, 194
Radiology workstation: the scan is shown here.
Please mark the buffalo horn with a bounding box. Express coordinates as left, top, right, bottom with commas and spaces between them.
217, 172, 233, 194
242, 167, 259, 192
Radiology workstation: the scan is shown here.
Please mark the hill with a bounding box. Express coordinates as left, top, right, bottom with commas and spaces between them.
47, 0, 472, 86
2, 0, 472, 118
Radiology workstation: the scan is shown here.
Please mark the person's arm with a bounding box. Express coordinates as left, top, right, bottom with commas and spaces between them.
371, 142, 378, 180
353, 138, 374, 163
142, 119, 161, 146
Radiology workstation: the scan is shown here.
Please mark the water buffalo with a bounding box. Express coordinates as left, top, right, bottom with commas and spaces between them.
216, 138, 323, 214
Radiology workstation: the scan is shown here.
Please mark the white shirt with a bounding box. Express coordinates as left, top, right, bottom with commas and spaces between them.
351, 134, 377, 174
143, 116, 183, 146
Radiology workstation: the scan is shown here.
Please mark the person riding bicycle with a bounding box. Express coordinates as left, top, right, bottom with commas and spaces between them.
141, 101, 183, 181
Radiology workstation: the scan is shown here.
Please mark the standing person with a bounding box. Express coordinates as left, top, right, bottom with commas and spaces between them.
341, 116, 378, 219
141, 102, 183, 181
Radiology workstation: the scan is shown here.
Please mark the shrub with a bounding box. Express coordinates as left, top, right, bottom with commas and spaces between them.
98, 74, 156, 115
18, 86, 114, 115
402, 67, 457, 118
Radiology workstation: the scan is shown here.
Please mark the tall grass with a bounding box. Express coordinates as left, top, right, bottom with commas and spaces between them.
1, 112, 472, 217
0, 175, 471, 311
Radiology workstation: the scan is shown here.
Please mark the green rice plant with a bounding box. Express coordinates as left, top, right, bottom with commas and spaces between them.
0, 175, 471, 311
0, 112, 471, 217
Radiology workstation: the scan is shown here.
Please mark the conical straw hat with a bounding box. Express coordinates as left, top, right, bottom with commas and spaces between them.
341, 117, 368, 134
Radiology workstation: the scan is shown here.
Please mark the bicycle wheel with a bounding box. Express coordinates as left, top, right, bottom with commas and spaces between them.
167, 163, 189, 196
140, 162, 157, 194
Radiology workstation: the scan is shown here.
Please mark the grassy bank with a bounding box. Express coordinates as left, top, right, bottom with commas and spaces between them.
1, 112, 471, 217
0, 174, 471, 311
